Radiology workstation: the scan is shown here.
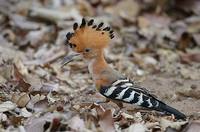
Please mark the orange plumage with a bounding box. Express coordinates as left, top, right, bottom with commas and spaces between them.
66, 18, 113, 54
69, 27, 110, 52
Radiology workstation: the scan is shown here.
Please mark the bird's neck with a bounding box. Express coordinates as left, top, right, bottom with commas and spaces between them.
88, 51, 111, 90
88, 51, 109, 77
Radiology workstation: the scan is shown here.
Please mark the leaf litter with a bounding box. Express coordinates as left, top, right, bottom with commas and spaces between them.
0, 0, 200, 131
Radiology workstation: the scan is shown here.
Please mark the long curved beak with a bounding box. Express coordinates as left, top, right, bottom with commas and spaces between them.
61, 53, 81, 67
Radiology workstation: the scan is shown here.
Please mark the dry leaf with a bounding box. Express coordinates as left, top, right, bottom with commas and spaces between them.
180, 53, 200, 64
133, 112, 143, 123
10, 116, 23, 126
176, 88, 200, 99
16, 93, 30, 107
138, 16, 150, 29
47, 92, 57, 104
29, 7, 81, 23
99, 109, 115, 132
124, 123, 147, 132
121, 112, 134, 120
49, 118, 61, 132
10, 14, 40, 30
90, 103, 105, 117
18, 125, 26, 132
21, 27, 51, 47
13, 65, 31, 92
193, 34, 200, 46
68, 116, 85, 131
177, 32, 192, 52
24, 117, 47, 132
26, 94, 46, 109
20, 108, 32, 118
175, 0, 200, 15
0, 113, 8, 121
0, 101, 17, 112
160, 118, 188, 131
105, 0, 140, 21
182, 121, 200, 132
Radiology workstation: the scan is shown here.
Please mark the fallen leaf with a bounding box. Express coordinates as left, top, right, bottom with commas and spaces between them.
175, 0, 200, 15
182, 121, 200, 132
99, 109, 115, 132
20, 108, 32, 118
16, 93, 30, 107
89, 103, 105, 117
133, 112, 143, 123
160, 118, 188, 131
41, 83, 59, 93
49, 118, 61, 132
0, 101, 17, 112
68, 116, 85, 131
138, 14, 171, 28
121, 112, 134, 120
176, 88, 200, 99
177, 32, 192, 52
193, 34, 200, 46
13, 65, 31, 92
105, 0, 140, 22
18, 126, 26, 132
0, 113, 7, 121
33, 99, 49, 112
124, 123, 147, 132
180, 53, 200, 64
28, 7, 81, 23
10, 14, 41, 31
2, 29, 16, 43
47, 92, 57, 104
26, 94, 46, 109
137, 16, 150, 29
24, 116, 47, 132
145, 122, 160, 130
10, 116, 23, 126
21, 27, 52, 47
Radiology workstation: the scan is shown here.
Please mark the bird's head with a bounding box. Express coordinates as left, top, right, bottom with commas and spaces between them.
62, 18, 114, 65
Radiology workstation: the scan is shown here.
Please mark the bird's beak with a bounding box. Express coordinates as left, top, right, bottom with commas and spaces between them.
61, 53, 81, 67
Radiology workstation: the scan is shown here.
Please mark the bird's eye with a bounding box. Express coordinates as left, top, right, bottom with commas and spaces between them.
85, 48, 91, 52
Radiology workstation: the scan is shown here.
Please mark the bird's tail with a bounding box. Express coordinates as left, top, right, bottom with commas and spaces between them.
155, 102, 186, 120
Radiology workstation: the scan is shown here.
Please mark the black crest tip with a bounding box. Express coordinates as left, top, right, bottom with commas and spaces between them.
103, 27, 110, 31
92, 25, 97, 28
66, 32, 71, 39
110, 34, 114, 39
109, 30, 114, 34
80, 18, 86, 28
88, 19, 94, 26
98, 22, 104, 28
73, 23, 78, 30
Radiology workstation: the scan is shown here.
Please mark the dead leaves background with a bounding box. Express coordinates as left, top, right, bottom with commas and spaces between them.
0, 0, 200, 131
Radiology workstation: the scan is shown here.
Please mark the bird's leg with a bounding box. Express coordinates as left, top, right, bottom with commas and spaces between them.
96, 98, 110, 104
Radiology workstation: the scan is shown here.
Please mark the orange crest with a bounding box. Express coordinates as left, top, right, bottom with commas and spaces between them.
66, 18, 114, 52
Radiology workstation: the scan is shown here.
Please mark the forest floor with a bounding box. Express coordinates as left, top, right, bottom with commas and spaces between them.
0, 0, 200, 131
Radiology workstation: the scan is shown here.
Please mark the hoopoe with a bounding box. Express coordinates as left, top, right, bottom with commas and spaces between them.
63, 18, 186, 120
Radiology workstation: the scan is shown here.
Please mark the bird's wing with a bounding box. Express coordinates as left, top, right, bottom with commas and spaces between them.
99, 78, 164, 108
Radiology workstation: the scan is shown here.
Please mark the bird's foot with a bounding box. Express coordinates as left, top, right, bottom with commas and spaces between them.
95, 99, 110, 104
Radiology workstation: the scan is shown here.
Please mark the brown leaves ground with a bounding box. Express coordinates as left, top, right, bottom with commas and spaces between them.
0, 0, 200, 131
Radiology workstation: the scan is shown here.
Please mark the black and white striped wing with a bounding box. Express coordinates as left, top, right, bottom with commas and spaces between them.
99, 78, 187, 119
99, 78, 161, 109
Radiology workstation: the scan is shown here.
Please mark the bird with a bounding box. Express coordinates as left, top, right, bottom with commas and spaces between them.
63, 18, 186, 120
